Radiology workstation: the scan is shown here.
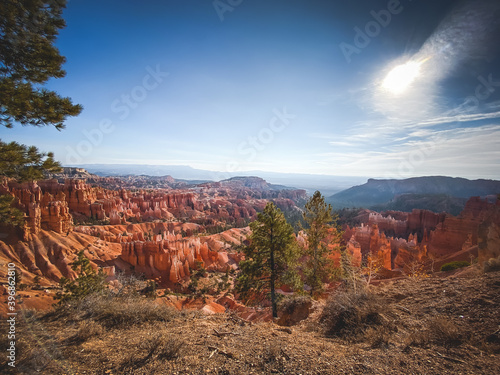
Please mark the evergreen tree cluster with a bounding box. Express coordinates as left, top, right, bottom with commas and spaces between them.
235, 191, 345, 318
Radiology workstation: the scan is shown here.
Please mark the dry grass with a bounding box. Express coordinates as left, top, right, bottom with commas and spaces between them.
406, 315, 466, 348
70, 293, 178, 329
119, 326, 186, 371
3, 271, 499, 374
70, 320, 103, 343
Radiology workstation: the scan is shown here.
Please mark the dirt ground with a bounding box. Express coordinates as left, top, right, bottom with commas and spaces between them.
1, 268, 499, 375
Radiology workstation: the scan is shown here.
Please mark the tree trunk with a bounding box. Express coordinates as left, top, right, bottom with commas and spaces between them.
270, 228, 277, 318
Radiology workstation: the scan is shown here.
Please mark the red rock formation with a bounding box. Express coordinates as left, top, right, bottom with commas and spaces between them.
346, 236, 362, 267
407, 210, 446, 238
25, 178, 301, 228
0, 230, 122, 282
119, 227, 249, 284
348, 197, 500, 271
477, 202, 500, 262
344, 224, 392, 269
1, 180, 74, 237
368, 212, 407, 237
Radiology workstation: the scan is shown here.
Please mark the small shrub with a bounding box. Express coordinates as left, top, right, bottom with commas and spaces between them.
320, 290, 389, 341
428, 316, 464, 348
278, 295, 311, 314
260, 340, 286, 372
365, 326, 391, 349
406, 329, 430, 348
72, 320, 103, 342
155, 336, 185, 360
262, 344, 282, 364
33, 275, 41, 287
144, 331, 185, 360
483, 255, 500, 273
440, 261, 470, 272
277, 295, 313, 326
407, 316, 465, 348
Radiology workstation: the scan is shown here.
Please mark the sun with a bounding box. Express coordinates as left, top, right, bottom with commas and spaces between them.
381, 60, 424, 95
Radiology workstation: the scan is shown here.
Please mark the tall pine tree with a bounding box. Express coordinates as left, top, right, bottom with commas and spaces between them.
301, 191, 341, 296
236, 202, 299, 318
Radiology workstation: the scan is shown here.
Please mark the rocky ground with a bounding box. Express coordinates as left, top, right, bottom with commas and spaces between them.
1, 267, 499, 374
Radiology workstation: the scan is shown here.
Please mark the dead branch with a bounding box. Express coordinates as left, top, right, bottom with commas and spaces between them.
435, 351, 466, 364
394, 304, 411, 314
207, 346, 234, 358
213, 328, 241, 337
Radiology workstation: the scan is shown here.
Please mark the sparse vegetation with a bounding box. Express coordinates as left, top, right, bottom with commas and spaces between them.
5, 269, 500, 374
407, 315, 466, 348
71, 320, 102, 343
71, 293, 179, 329
55, 251, 107, 304
440, 260, 470, 272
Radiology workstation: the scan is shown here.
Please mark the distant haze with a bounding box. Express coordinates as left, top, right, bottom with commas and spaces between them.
76, 164, 368, 196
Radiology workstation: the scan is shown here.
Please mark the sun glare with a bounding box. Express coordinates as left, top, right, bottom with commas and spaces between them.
382, 60, 423, 95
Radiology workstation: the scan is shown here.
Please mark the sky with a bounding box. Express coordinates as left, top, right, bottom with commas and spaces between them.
2, 0, 500, 180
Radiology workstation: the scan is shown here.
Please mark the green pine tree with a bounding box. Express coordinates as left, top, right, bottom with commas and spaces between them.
0, 194, 24, 226
235, 202, 299, 318
301, 191, 341, 297
0, 139, 62, 181
55, 251, 107, 304
0, 0, 82, 129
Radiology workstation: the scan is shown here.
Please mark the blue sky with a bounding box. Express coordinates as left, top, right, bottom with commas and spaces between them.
2, 0, 500, 179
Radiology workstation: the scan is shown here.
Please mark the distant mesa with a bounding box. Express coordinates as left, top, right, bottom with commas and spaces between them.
328, 176, 500, 213
219, 176, 297, 191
